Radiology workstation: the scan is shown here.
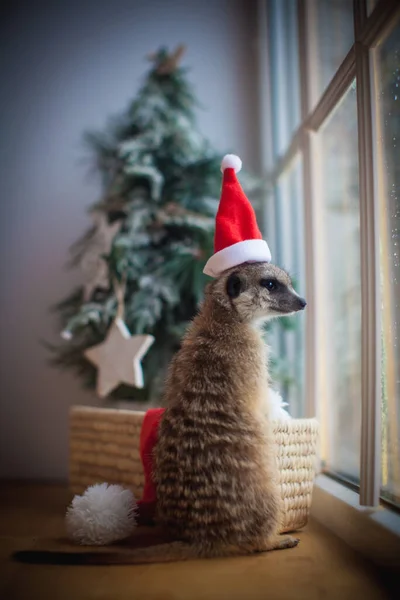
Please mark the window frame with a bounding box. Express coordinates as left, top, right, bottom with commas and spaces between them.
258, 0, 400, 508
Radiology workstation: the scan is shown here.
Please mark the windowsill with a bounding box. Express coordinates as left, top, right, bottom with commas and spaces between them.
3, 481, 398, 598
311, 474, 400, 568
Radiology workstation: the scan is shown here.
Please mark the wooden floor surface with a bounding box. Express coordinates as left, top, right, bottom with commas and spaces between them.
0, 482, 396, 600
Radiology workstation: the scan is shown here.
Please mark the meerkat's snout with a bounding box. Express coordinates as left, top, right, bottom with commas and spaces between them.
285, 290, 307, 313
258, 273, 307, 317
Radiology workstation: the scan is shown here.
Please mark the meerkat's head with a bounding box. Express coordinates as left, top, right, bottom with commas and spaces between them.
210, 262, 306, 324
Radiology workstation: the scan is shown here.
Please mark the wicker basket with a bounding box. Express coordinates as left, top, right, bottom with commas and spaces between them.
69, 406, 319, 533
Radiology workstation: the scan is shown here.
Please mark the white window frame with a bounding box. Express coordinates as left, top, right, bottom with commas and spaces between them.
258, 0, 400, 518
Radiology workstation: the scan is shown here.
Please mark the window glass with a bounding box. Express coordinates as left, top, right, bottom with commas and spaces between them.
308, 0, 354, 108
315, 83, 361, 482
374, 22, 400, 507
267, 0, 301, 158
268, 156, 306, 417
367, 0, 378, 17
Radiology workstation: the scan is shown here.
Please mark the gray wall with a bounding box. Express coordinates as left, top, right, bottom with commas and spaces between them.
0, 0, 259, 481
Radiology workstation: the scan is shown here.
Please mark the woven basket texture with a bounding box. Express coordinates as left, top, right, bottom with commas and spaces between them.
69, 406, 318, 532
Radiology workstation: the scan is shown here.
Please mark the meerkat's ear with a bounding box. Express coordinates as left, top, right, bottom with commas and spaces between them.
226, 273, 242, 298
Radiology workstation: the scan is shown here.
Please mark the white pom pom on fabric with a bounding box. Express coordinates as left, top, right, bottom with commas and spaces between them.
66, 483, 137, 545
221, 154, 242, 173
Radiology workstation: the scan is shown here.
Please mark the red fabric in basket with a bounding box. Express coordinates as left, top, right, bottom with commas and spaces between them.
136, 408, 165, 524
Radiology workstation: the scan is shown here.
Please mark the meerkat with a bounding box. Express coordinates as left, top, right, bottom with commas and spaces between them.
14, 261, 306, 565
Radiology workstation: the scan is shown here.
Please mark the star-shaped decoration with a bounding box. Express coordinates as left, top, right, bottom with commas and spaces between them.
81, 212, 121, 300
84, 318, 154, 397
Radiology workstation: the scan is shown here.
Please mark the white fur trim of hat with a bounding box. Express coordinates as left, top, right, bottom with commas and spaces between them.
203, 239, 271, 278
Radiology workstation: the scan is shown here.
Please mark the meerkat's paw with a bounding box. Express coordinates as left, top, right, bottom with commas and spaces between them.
274, 535, 300, 549
253, 535, 300, 553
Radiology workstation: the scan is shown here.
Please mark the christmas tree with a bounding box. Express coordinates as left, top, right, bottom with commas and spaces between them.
51, 46, 258, 403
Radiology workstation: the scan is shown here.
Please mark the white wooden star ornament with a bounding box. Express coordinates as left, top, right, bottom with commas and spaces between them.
84, 276, 154, 397
84, 318, 154, 397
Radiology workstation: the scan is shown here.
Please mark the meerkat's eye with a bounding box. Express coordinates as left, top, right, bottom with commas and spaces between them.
260, 278, 278, 292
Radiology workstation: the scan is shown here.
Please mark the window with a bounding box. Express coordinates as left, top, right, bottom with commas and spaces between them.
272, 156, 306, 417
307, 0, 354, 108
373, 21, 400, 507
315, 83, 361, 483
263, 0, 305, 417
267, 0, 301, 157
260, 0, 400, 509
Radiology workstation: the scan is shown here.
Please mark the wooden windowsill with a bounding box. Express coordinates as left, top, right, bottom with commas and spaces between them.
311, 474, 400, 569
0, 481, 398, 600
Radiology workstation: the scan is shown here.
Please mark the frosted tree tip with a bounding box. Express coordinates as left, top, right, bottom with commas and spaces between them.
221, 154, 242, 173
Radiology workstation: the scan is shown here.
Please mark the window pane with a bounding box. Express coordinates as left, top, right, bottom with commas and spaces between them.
267, 0, 301, 158
308, 0, 354, 108
367, 0, 378, 17
316, 83, 361, 482
268, 156, 306, 417
374, 21, 400, 507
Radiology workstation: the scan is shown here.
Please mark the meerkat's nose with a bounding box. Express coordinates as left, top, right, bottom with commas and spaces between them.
298, 297, 307, 309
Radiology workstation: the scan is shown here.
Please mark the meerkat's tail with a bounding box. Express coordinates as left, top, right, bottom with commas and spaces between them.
13, 541, 202, 566
13, 540, 253, 566
13, 535, 300, 565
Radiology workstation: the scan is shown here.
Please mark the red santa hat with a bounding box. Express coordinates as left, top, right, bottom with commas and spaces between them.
203, 154, 271, 278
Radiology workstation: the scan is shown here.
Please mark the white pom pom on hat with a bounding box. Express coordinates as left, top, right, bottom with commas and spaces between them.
220, 154, 242, 173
